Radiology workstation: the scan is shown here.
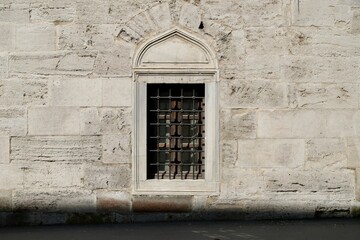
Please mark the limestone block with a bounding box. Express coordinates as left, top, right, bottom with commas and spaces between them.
99, 108, 132, 135
203, 1, 244, 28
179, 3, 202, 31
11, 136, 102, 163
263, 169, 354, 200
258, 110, 360, 138
0, 3, 29, 23
352, 8, 360, 33
289, 27, 360, 56
346, 137, 360, 168
0, 24, 14, 51
132, 195, 192, 213
0, 190, 11, 211
244, 55, 280, 80
84, 164, 131, 190
94, 48, 132, 76
58, 24, 117, 50
220, 168, 265, 199
9, 51, 97, 76
237, 139, 305, 168
76, 0, 157, 24
244, 27, 288, 55
96, 191, 131, 212
220, 109, 256, 139
221, 140, 237, 166
15, 24, 56, 51
281, 56, 360, 82
241, 0, 285, 27
290, 83, 358, 109
102, 78, 132, 107
13, 190, 96, 212
148, 3, 172, 30
0, 107, 27, 136
0, 164, 24, 190
0, 54, 8, 78
102, 135, 131, 164
28, 107, 80, 135
124, 12, 155, 41
291, 0, 350, 27
81, 108, 131, 135
305, 139, 347, 170
80, 108, 101, 135
30, 2, 76, 22
23, 163, 84, 189
0, 78, 48, 106
220, 80, 288, 108
50, 78, 102, 106
75, 0, 112, 24
0, 136, 9, 164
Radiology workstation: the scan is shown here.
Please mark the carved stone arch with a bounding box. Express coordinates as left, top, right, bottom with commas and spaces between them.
134, 27, 217, 69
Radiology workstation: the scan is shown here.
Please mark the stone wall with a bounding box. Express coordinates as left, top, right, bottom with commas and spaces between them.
1, 0, 360, 225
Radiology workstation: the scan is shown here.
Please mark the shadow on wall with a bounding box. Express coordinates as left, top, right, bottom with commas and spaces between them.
0, 200, 358, 226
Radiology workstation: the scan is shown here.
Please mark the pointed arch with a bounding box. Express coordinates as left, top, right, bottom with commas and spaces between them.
134, 27, 217, 69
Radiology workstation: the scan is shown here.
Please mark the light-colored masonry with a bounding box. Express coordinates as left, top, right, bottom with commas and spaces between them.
1, 0, 360, 225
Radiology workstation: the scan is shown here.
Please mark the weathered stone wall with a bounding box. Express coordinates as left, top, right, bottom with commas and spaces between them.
1, 0, 360, 224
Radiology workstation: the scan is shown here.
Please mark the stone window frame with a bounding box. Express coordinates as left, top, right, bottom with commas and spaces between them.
132, 28, 219, 195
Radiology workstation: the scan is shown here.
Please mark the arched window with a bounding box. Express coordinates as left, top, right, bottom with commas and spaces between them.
133, 28, 219, 194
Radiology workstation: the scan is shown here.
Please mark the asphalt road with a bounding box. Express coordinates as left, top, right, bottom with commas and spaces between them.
1, 219, 360, 240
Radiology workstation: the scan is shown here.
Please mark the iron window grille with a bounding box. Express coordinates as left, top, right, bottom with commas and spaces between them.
147, 84, 205, 180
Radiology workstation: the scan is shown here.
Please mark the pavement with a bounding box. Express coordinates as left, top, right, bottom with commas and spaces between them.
1, 219, 360, 240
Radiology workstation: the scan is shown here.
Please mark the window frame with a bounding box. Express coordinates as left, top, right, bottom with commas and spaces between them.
132, 28, 219, 195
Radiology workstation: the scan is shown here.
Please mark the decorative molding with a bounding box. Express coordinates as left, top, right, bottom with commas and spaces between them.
133, 27, 217, 69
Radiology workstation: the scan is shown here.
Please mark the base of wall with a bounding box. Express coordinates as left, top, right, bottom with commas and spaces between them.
1, 207, 359, 226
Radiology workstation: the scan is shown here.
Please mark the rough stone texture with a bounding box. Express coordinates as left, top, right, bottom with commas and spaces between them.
102, 135, 131, 164
352, 8, 360, 33
0, 24, 14, 52
30, 2, 76, 23
0, 54, 8, 78
237, 139, 305, 168
50, 78, 102, 106
220, 109, 256, 139
23, 163, 84, 189
289, 83, 358, 109
257, 110, 360, 138
221, 80, 288, 108
305, 139, 347, 170
58, 24, 117, 50
346, 137, 360, 168
11, 136, 102, 163
28, 107, 80, 135
93, 47, 132, 76
15, 24, 56, 51
0, 78, 48, 106
9, 52, 97, 76
0, 136, 9, 164
0, 107, 27, 136
0, 3, 29, 23
13, 190, 96, 212
263, 169, 354, 201
84, 164, 131, 190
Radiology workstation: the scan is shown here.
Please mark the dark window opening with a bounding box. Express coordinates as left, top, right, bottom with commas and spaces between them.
147, 84, 205, 180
